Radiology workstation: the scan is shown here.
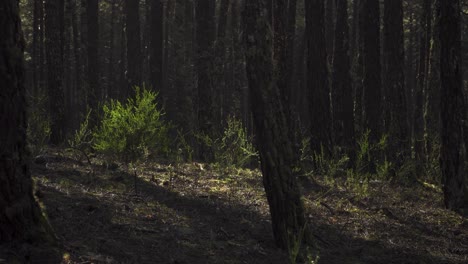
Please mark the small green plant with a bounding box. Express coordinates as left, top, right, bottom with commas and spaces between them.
27, 92, 51, 156
68, 109, 93, 165
217, 116, 258, 168
94, 86, 169, 162
195, 116, 258, 168
94, 87, 169, 194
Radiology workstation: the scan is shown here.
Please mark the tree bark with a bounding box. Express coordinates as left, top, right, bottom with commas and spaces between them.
360, 0, 382, 144
195, 0, 216, 161
45, 0, 66, 144
305, 0, 332, 156
87, 0, 99, 124
383, 0, 409, 169
332, 0, 355, 160
150, 0, 164, 100
244, 0, 310, 258
125, 0, 142, 95
439, 0, 468, 213
414, 0, 432, 171
0, 0, 57, 258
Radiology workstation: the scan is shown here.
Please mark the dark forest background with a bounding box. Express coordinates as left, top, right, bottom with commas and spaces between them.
1, 0, 468, 263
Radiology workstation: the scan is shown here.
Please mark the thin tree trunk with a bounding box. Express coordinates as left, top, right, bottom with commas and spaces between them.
306, 0, 332, 156
45, 0, 66, 144
125, 0, 142, 95
383, 0, 409, 169
332, 0, 355, 161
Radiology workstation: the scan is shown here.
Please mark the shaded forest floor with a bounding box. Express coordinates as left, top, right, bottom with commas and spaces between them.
32, 149, 468, 264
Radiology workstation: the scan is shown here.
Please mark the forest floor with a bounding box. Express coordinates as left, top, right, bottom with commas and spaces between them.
31, 149, 468, 264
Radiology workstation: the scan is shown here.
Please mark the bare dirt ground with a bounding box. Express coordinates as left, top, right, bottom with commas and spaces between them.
31, 149, 468, 264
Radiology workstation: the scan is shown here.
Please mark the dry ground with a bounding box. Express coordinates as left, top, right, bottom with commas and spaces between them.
29, 149, 468, 263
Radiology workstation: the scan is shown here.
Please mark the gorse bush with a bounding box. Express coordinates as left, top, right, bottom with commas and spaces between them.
93, 87, 169, 163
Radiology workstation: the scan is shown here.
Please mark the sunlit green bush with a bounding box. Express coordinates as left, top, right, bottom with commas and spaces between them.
93, 87, 170, 163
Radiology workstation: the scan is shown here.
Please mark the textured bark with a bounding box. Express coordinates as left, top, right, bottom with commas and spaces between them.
87, 0, 99, 124
360, 0, 382, 143
414, 0, 432, 169
332, 0, 355, 159
107, 0, 116, 99
439, 0, 468, 212
150, 0, 164, 99
244, 0, 310, 257
45, 0, 66, 144
125, 0, 142, 95
305, 0, 332, 156
383, 0, 409, 168
0, 0, 56, 254
325, 0, 335, 65
195, 0, 216, 161
215, 0, 230, 123
425, 0, 441, 155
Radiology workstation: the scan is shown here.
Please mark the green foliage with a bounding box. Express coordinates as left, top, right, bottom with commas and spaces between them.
93, 87, 170, 163
217, 116, 258, 168
27, 93, 51, 156
68, 110, 93, 164
196, 116, 258, 168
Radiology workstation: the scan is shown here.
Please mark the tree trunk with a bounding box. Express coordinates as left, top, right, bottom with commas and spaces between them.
244, 0, 310, 259
216, 0, 230, 123
195, 0, 216, 161
439, 0, 468, 213
125, 0, 142, 95
150, 0, 164, 100
325, 0, 335, 65
332, 0, 355, 160
425, 0, 441, 156
383, 0, 409, 169
360, 0, 382, 145
306, 0, 332, 157
0, 0, 57, 258
414, 0, 432, 171
87, 0, 99, 124
45, 0, 66, 144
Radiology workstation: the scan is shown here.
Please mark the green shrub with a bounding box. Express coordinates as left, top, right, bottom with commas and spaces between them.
195, 116, 258, 168
68, 109, 93, 164
217, 116, 258, 168
93, 87, 170, 163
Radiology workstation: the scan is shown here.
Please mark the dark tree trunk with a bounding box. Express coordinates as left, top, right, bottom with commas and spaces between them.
0, 0, 57, 258
439, 0, 468, 213
45, 0, 66, 144
195, 0, 216, 161
406, 8, 416, 151
332, 0, 355, 160
383, 0, 409, 168
125, 0, 142, 95
306, 0, 332, 156
87, 0, 99, 123
244, 0, 310, 258
425, 0, 441, 155
414, 0, 432, 170
150, 0, 164, 99
215, 0, 230, 124
325, 0, 335, 65
360, 0, 382, 145
107, 0, 116, 99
